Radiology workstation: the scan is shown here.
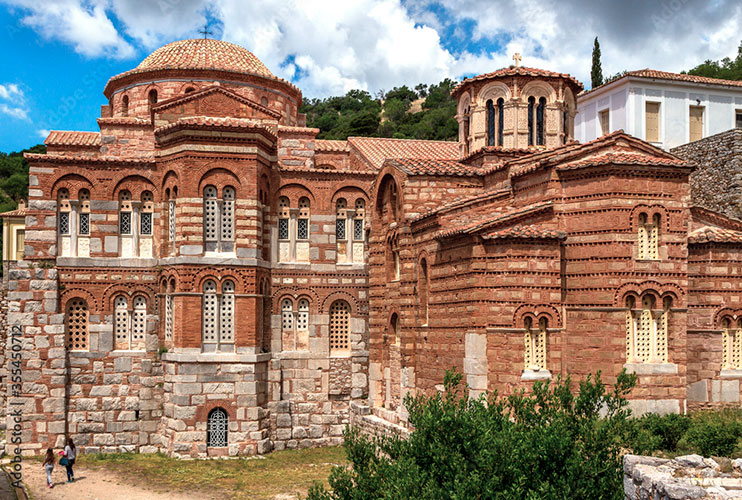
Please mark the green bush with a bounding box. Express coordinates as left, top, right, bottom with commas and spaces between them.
629, 413, 691, 453
308, 370, 637, 500
683, 409, 742, 457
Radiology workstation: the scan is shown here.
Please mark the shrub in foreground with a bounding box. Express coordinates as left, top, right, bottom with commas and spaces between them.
308, 370, 636, 500
683, 408, 742, 457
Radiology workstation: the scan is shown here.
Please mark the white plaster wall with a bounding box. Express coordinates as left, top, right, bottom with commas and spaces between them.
577, 79, 742, 149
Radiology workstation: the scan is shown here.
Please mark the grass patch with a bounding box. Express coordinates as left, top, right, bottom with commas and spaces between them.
77, 446, 347, 500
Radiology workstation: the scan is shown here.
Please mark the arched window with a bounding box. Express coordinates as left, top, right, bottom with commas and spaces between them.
524, 317, 547, 371
389, 312, 399, 346
635, 295, 655, 363
140, 191, 153, 236
219, 280, 235, 344
497, 98, 504, 146
528, 96, 535, 146
536, 97, 546, 146
57, 188, 71, 256
297, 197, 310, 241
486, 99, 495, 146
114, 296, 129, 350
203, 185, 218, 245
184, 87, 195, 94
723, 318, 742, 370
277, 196, 290, 262
625, 296, 636, 362
202, 279, 218, 346
419, 258, 429, 325
78, 189, 90, 236
336, 198, 347, 241
656, 296, 670, 363
637, 213, 660, 260
207, 408, 228, 448
119, 190, 132, 235
281, 298, 294, 332
353, 199, 365, 242
167, 187, 177, 255
165, 279, 175, 341
626, 294, 671, 364
221, 186, 235, 243
463, 106, 471, 155
329, 300, 351, 355
122, 95, 129, 117
148, 89, 157, 113
66, 298, 89, 351
297, 298, 309, 331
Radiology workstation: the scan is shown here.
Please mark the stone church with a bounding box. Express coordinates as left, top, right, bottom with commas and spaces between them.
5, 38, 742, 457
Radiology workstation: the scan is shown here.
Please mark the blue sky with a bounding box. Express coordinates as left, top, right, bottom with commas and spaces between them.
1, 0, 740, 152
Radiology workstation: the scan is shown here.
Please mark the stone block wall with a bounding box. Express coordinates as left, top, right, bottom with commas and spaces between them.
672, 128, 742, 220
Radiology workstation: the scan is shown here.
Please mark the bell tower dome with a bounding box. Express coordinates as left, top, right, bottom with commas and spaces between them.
452, 64, 583, 156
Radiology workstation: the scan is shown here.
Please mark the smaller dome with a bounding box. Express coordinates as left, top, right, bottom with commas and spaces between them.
136, 39, 274, 78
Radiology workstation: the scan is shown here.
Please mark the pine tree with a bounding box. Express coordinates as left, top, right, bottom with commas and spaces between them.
591, 36, 604, 88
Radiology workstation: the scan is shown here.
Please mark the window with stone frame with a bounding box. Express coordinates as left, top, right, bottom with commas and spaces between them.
637, 213, 660, 260
523, 317, 548, 372
202, 278, 235, 352
165, 279, 175, 341
203, 185, 219, 244
65, 298, 89, 351
353, 199, 365, 241
57, 188, 72, 256
221, 187, 235, 242
202, 185, 236, 254
114, 295, 147, 350
486, 99, 495, 146
297, 197, 310, 241
219, 280, 235, 344
207, 407, 228, 448
114, 296, 130, 350
329, 300, 351, 355
625, 293, 670, 364
336, 198, 347, 241
131, 296, 147, 349
496, 98, 504, 146
119, 190, 132, 235
78, 189, 90, 236
297, 298, 309, 332
202, 279, 218, 346
278, 197, 290, 241
722, 318, 742, 370
281, 298, 294, 332
140, 191, 154, 236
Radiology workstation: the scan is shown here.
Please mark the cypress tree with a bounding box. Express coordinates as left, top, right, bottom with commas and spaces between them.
591, 36, 604, 88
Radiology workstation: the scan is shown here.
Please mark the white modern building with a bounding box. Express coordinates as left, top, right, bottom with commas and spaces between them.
576, 69, 742, 149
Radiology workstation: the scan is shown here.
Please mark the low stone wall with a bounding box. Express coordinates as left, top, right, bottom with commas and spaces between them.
624, 454, 742, 499
349, 402, 410, 439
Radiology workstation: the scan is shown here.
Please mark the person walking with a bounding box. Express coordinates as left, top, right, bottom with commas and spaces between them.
43, 448, 55, 488
62, 438, 77, 482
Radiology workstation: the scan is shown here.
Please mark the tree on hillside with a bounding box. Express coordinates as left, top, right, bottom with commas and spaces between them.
591, 36, 604, 88
0, 144, 45, 213
684, 40, 742, 80
308, 370, 637, 500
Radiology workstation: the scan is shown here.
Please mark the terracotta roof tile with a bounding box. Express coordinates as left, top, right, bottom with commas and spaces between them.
689, 226, 742, 244
316, 140, 350, 152
386, 158, 482, 177
434, 201, 553, 240
278, 125, 320, 135
0, 207, 28, 217
24, 153, 154, 165
412, 187, 511, 222
348, 137, 459, 170
453, 66, 584, 96
154, 116, 277, 136
45, 131, 101, 147
483, 224, 566, 240
557, 152, 692, 171
582, 68, 742, 97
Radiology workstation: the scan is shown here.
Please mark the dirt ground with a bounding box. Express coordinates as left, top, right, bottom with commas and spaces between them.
23, 463, 213, 500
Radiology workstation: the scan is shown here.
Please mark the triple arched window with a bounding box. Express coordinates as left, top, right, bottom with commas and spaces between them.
527, 96, 547, 146
625, 294, 670, 364
486, 98, 505, 147
118, 190, 154, 258
202, 279, 235, 352
637, 213, 660, 260
203, 186, 236, 254
523, 317, 548, 372
113, 295, 147, 350
722, 318, 742, 371
281, 297, 310, 351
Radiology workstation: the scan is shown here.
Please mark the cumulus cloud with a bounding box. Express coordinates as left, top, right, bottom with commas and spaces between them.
37, 128, 51, 138
0, 83, 29, 120
3, 0, 741, 95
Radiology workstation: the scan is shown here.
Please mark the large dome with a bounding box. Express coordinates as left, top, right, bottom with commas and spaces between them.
135, 39, 274, 78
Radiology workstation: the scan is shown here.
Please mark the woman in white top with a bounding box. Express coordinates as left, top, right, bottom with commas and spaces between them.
63, 438, 76, 483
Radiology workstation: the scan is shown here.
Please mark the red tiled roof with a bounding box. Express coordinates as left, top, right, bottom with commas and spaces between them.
348, 137, 459, 170
689, 226, 742, 244
24, 153, 154, 165
278, 125, 320, 135
139, 39, 272, 77
483, 224, 566, 240
97, 117, 150, 126
581, 68, 742, 97
435, 201, 553, 240
386, 158, 482, 177
154, 116, 277, 136
45, 131, 101, 147
556, 152, 692, 171
316, 140, 349, 152
0, 207, 28, 218
412, 187, 511, 223
453, 66, 584, 96
152, 85, 281, 119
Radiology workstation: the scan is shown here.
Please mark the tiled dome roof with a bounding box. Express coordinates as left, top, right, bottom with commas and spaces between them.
136, 39, 274, 78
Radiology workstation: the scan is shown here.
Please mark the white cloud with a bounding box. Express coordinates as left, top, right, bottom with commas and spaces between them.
0, 83, 29, 120
37, 128, 51, 138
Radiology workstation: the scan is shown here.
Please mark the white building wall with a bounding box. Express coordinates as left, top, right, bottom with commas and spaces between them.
577, 78, 742, 149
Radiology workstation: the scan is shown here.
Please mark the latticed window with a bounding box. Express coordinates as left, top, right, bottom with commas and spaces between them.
165, 281, 174, 341
58, 188, 71, 234
626, 294, 670, 364
336, 198, 347, 240
204, 186, 219, 242
66, 298, 88, 351
132, 296, 147, 345
202, 280, 218, 344
140, 191, 154, 237
297, 299, 309, 331
281, 299, 293, 331
119, 212, 131, 235
207, 408, 228, 447
78, 213, 89, 235
723, 318, 742, 370
119, 190, 132, 235
219, 280, 235, 343
353, 219, 364, 241
221, 187, 235, 241
140, 213, 152, 235
297, 197, 310, 240
168, 199, 176, 249
59, 212, 70, 235
656, 297, 670, 363
635, 296, 654, 362
625, 296, 636, 362
329, 300, 350, 354
278, 197, 290, 240
637, 213, 660, 260
524, 317, 547, 371
114, 296, 129, 349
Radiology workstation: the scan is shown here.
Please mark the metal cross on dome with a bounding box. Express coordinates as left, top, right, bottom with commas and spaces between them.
198, 24, 213, 39
513, 53, 522, 67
